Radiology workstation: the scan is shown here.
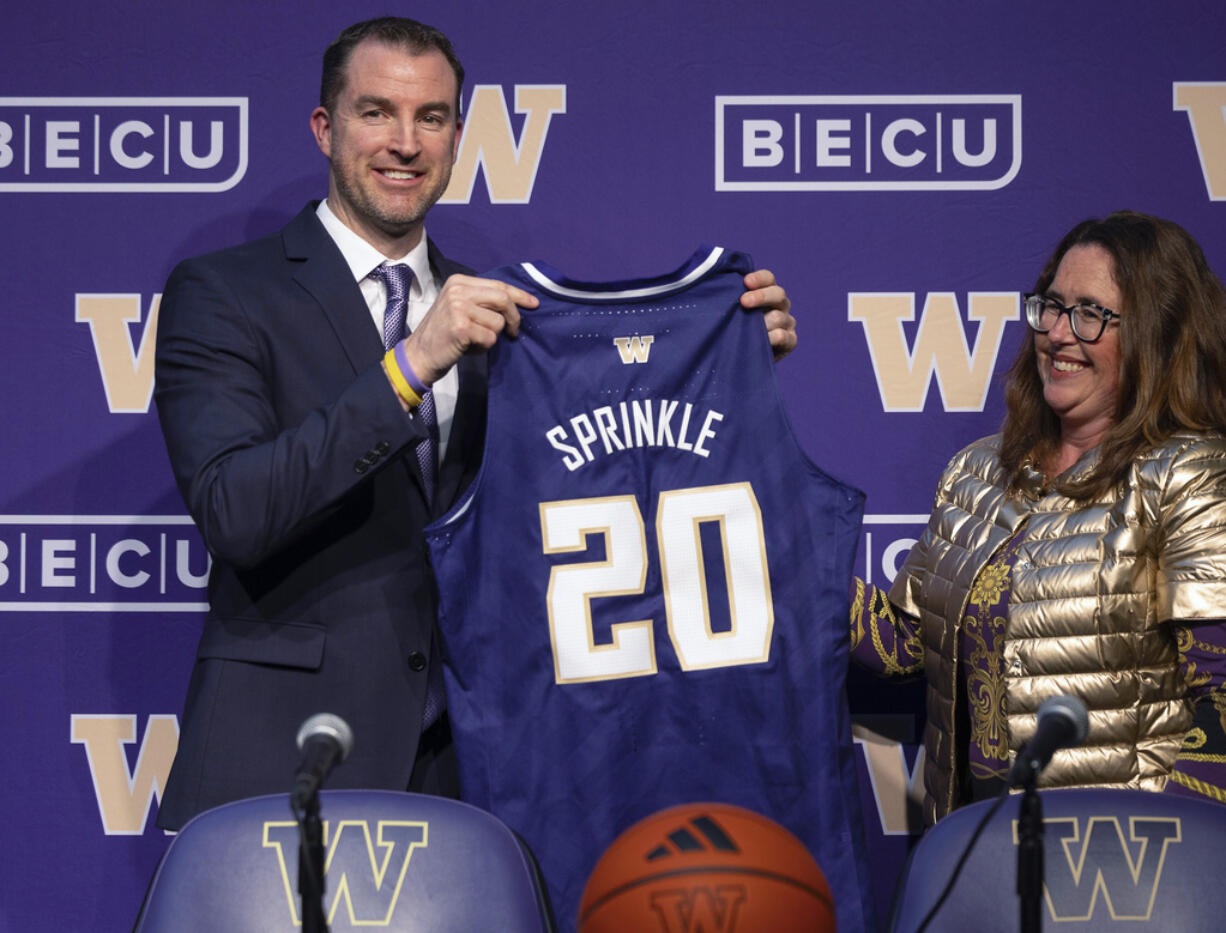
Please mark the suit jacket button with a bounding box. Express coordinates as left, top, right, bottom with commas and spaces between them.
375, 440, 391, 455
407, 651, 427, 672
353, 460, 369, 474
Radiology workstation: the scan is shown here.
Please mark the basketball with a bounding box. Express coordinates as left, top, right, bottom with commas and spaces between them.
578, 801, 836, 932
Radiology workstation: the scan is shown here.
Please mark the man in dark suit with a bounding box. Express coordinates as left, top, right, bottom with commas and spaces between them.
153, 16, 797, 831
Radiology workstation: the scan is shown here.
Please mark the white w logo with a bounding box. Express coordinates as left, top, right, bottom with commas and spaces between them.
613, 335, 655, 364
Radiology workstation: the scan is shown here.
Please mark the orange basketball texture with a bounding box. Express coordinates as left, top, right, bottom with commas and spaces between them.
578, 802, 836, 932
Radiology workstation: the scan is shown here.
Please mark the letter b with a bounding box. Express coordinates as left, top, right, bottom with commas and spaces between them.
742, 119, 783, 167
0, 121, 13, 169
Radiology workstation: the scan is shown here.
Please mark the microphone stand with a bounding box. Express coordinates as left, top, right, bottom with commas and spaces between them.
1015, 772, 1043, 933
298, 791, 328, 933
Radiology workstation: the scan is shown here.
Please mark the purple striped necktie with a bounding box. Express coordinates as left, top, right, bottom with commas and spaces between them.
371, 262, 445, 729
371, 262, 437, 504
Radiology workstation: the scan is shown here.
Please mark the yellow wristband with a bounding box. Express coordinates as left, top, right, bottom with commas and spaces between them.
384, 349, 423, 407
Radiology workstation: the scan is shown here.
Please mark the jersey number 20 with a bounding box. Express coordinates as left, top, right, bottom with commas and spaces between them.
539, 482, 774, 683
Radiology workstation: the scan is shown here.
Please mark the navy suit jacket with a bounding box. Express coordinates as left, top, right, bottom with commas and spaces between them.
153, 203, 482, 830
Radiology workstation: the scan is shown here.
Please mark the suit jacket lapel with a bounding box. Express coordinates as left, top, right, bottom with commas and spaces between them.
281, 203, 426, 497
280, 208, 485, 511
281, 203, 384, 376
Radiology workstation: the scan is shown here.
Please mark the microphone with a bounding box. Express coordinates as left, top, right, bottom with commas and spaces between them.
1007, 695, 1089, 787
291, 713, 354, 810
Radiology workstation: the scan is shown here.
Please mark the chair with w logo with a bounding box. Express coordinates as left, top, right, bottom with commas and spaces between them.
888, 787, 1226, 932
133, 790, 555, 932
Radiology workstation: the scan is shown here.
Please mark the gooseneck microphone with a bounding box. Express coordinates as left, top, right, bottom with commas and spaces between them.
292, 714, 351, 933
1007, 694, 1089, 787
291, 713, 354, 810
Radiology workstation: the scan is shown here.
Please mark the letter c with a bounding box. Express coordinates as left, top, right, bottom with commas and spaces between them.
882, 119, 926, 168
110, 120, 155, 170
107, 539, 151, 588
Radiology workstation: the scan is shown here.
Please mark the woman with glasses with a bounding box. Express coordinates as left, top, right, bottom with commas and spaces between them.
851, 210, 1226, 825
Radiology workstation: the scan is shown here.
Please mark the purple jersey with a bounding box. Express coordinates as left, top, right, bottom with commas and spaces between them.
426, 246, 875, 932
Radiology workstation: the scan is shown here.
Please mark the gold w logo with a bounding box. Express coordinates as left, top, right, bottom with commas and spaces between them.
848, 292, 1018, 412
613, 335, 655, 364
441, 85, 566, 204
1029, 815, 1181, 921
1174, 83, 1226, 200
263, 819, 428, 927
75, 293, 162, 413
70, 713, 179, 834
649, 885, 747, 933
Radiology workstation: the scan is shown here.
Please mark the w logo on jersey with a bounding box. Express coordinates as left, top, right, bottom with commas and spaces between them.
613, 335, 655, 364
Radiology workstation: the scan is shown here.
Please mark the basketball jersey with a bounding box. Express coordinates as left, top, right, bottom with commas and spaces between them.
425, 246, 875, 932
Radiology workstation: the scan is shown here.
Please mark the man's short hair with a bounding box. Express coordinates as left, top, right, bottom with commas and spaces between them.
320, 17, 465, 115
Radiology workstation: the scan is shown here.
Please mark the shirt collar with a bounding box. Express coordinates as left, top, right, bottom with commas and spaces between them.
316, 199, 432, 289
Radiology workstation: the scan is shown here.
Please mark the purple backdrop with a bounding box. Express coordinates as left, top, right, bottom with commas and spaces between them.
1, 0, 1223, 929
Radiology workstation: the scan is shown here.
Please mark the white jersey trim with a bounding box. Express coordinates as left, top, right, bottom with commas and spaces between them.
520, 247, 726, 301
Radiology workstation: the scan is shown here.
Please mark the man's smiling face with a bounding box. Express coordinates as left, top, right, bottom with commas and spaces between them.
311, 39, 462, 256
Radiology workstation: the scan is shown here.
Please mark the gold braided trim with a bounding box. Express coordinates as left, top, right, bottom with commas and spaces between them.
866, 586, 923, 676
849, 577, 866, 649
1183, 727, 1208, 750
1190, 634, 1226, 656
1168, 769, 1226, 804
1181, 658, 1213, 690
1178, 752, 1226, 764
1176, 623, 1226, 657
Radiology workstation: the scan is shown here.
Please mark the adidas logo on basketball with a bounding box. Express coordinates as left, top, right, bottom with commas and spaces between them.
644, 812, 740, 861
579, 802, 835, 932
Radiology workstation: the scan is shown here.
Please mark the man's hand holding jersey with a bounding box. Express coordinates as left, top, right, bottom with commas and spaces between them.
384, 266, 798, 405
741, 268, 797, 361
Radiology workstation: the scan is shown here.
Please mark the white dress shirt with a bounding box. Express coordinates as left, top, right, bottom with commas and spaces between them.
316, 199, 458, 459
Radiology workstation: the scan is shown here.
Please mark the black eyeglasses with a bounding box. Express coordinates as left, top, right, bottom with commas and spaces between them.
1023, 293, 1121, 344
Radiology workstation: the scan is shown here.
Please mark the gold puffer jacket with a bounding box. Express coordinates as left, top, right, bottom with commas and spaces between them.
890, 431, 1226, 825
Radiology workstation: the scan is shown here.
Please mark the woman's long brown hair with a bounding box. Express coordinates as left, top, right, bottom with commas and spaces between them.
1000, 211, 1226, 500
